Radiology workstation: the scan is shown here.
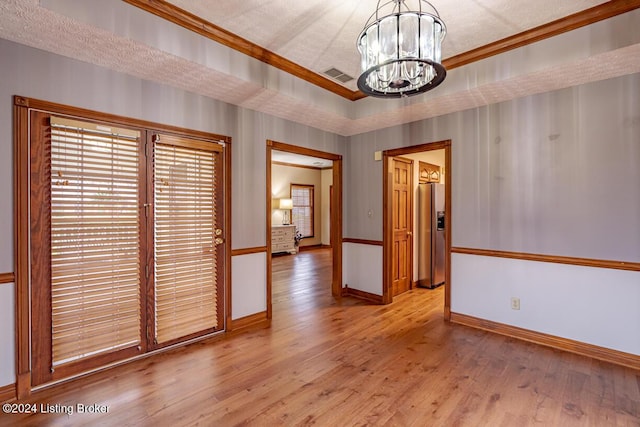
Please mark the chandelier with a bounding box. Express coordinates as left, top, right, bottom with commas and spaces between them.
357, 0, 447, 98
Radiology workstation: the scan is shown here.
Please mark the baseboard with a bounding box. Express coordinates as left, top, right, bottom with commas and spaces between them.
451, 312, 640, 370
229, 311, 270, 334
342, 286, 383, 304
0, 383, 16, 403
298, 244, 328, 252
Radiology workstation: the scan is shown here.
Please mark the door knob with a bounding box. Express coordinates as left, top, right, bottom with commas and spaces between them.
407, 231, 413, 236
214, 237, 224, 245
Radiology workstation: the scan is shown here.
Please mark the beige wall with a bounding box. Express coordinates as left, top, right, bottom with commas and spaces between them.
271, 164, 323, 247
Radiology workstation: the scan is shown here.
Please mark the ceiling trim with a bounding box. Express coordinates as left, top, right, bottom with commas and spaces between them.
443, 0, 640, 70
122, 0, 357, 100
124, 0, 640, 102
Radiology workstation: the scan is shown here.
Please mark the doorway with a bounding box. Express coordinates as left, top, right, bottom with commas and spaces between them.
266, 140, 343, 319
382, 140, 452, 320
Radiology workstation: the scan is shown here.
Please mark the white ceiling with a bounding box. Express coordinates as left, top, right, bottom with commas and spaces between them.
167, 0, 608, 92
0, 0, 639, 138
272, 151, 333, 169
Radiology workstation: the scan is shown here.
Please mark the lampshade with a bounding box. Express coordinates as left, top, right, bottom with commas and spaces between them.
279, 198, 293, 210
357, 0, 446, 98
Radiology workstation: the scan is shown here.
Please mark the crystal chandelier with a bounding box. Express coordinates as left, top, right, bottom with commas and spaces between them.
357, 0, 447, 98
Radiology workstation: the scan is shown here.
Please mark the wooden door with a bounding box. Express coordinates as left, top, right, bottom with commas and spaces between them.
391, 157, 413, 296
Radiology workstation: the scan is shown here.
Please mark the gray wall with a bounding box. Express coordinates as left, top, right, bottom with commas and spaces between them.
344, 73, 640, 356
346, 75, 640, 262
1, 35, 639, 388
0, 38, 345, 258
0, 38, 345, 386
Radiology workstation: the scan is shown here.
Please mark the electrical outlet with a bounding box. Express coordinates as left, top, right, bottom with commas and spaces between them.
511, 297, 520, 310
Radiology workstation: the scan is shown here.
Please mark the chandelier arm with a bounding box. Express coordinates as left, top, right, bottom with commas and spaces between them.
365, 0, 405, 29
418, 5, 422, 59
420, 0, 442, 18
396, 13, 400, 62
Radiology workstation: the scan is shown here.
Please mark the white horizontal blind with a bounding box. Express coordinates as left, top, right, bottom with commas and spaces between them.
154, 139, 220, 344
50, 117, 141, 366
291, 184, 314, 238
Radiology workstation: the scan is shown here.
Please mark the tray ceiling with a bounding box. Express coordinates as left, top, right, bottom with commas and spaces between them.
0, 0, 639, 136
166, 0, 609, 92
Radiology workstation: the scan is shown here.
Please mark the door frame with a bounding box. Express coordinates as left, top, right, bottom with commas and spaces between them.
382, 140, 452, 320
13, 95, 232, 398
266, 140, 343, 319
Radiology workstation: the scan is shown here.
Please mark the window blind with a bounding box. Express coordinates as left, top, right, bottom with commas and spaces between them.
291, 184, 314, 238
154, 140, 220, 344
50, 117, 141, 366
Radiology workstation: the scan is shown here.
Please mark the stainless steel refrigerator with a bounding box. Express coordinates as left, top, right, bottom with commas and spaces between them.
417, 183, 445, 288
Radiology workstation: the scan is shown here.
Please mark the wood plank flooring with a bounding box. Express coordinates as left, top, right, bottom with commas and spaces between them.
2, 248, 639, 426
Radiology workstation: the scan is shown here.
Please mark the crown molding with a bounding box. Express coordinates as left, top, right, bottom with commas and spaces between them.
443, 0, 640, 69
124, 0, 640, 101
122, 0, 359, 100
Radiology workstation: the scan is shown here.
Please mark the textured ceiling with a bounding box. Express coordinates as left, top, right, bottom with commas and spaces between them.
0, 0, 639, 139
167, 0, 609, 91
272, 151, 333, 169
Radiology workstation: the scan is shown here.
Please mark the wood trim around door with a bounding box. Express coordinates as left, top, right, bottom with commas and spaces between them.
382, 140, 452, 319
266, 143, 273, 320
266, 140, 343, 318
223, 136, 233, 333
13, 95, 233, 398
14, 97, 31, 399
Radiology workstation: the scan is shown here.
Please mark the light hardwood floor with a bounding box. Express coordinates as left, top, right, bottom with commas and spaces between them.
2, 248, 639, 426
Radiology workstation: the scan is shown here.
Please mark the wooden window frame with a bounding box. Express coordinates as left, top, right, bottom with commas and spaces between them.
290, 183, 314, 239
13, 96, 232, 398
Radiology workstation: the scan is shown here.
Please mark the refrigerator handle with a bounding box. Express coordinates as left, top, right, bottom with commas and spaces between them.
436, 211, 445, 231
